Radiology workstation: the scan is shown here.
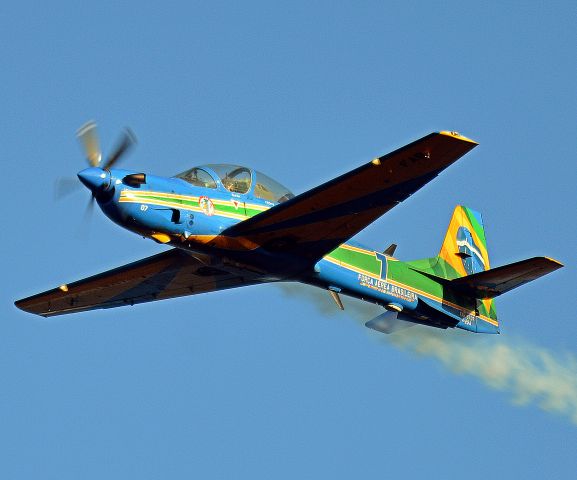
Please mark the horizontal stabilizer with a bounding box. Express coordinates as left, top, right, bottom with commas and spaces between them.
449, 257, 563, 299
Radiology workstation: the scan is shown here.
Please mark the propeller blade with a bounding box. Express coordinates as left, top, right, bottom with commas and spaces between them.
84, 194, 95, 220
54, 176, 82, 200
75, 194, 96, 240
103, 128, 137, 170
76, 121, 102, 167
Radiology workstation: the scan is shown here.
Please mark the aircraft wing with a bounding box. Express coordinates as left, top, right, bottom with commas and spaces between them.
449, 257, 563, 298
223, 132, 478, 262
15, 249, 257, 317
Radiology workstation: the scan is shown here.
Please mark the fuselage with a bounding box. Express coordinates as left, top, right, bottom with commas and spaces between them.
81, 164, 499, 334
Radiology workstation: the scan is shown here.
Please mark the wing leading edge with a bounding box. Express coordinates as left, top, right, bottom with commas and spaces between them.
221, 131, 478, 262
15, 249, 257, 317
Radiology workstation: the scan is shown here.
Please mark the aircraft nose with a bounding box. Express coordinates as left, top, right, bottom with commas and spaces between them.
77, 167, 110, 192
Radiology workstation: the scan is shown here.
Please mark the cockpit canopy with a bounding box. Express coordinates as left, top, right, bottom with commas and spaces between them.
174, 164, 295, 203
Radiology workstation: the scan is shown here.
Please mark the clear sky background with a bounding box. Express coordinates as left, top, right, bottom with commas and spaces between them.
1, 1, 576, 478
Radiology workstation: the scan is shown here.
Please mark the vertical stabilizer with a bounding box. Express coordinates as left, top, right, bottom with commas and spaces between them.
438, 205, 490, 278
405, 205, 499, 332
438, 205, 498, 331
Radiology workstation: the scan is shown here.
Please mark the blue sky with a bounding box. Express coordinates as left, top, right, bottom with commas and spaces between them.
2, 1, 576, 478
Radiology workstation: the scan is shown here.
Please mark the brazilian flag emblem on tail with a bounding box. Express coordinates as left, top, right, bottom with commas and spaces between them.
437, 206, 498, 329
439, 205, 490, 278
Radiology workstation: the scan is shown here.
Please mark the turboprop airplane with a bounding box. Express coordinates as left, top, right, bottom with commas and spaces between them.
15, 123, 563, 334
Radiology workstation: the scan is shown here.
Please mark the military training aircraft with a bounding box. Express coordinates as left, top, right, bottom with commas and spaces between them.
15, 123, 563, 334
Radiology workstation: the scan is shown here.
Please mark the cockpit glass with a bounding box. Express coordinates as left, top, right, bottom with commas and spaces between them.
205, 164, 252, 194
175, 163, 294, 203
174, 167, 217, 189
254, 171, 295, 203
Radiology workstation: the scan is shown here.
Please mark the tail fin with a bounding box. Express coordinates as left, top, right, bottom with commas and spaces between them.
406, 205, 499, 332
406, 205, 562, 334
438, 205, 490, 278
439, 206, 499, 331
405, 205, 490, 280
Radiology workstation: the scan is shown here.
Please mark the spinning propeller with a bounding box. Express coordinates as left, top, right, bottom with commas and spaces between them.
55, 121, 137, 218
77, 121, 136, 171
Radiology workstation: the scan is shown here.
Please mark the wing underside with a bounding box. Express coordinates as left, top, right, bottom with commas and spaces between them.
15, 249, 257, 317
220, 132, 478, 262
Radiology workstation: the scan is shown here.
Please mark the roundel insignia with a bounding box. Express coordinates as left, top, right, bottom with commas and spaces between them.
199, 196, 215, 216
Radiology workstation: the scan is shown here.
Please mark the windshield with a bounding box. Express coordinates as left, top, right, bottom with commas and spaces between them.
174, 167, 217, 189
204, 164, 252, 194
174, 163, 294, 202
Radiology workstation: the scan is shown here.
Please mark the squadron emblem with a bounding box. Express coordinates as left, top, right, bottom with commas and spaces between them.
199, 196, 215, 216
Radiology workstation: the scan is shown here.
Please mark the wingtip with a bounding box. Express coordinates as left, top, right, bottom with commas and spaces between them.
439, 131, 479, 145
14, 295, 49, 317
544, 257, 564, 268
14, 298, 34, 315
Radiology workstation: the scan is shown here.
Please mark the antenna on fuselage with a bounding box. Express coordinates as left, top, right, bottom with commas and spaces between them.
383, 243, 397, 256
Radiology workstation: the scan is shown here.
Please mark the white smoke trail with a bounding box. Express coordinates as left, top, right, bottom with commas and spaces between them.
278, 283, 577, 424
